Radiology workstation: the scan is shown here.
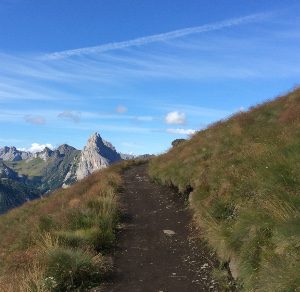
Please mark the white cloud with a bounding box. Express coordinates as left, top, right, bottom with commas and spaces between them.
18, 143, 54, 153
24, 115, 46, 125
58, 111, 81, 123
44, 12, 272, 60
165, 111, 186, 124
167, 128, 196, 135
116, 105, 128, 113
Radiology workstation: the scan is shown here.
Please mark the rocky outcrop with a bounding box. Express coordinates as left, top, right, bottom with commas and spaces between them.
34, 147, 54, 161
76, 133, 121, 180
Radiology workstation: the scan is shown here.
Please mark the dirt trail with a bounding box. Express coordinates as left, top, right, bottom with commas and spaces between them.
99, 164, 221, 291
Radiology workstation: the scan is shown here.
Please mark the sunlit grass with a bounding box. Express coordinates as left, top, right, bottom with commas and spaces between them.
0, 160, 138, 291
149, 87, 300, 291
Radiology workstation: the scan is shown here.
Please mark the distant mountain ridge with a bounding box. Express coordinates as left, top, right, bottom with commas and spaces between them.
0, 132, 133, 214
0, 146, 32, 161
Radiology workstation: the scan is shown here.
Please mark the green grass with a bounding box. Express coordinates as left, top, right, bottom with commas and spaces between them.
7, 158, 46, 178
149, 87, 300, 291
0, 160, 138, 291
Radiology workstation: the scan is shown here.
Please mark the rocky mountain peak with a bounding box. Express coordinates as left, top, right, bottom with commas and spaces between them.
85, 132, 111, 150
75, 132, 121, 180
88, 132, 101, 143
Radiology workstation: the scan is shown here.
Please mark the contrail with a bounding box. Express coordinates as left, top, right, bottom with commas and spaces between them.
45, 12, 272, 60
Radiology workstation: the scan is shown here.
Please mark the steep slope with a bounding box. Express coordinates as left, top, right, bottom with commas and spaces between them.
149, 87, 300, 291
76, 132, 121, 180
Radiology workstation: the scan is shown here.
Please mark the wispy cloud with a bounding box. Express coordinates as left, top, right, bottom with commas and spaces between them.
24, 115, 46, 125
45, 12, 272, 60
1, 17, 299, 107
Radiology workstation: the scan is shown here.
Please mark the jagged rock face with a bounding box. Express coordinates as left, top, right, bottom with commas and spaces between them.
76, 133, 121, 180
0, 146, 32, 161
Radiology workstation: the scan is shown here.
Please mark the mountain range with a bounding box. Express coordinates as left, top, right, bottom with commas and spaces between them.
0, 132, 135, 214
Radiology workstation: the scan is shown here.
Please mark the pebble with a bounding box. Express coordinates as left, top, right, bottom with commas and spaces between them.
163, 229, 176, 236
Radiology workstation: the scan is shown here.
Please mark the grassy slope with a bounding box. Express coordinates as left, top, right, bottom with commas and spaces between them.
0, 161, 134, 291
149, 88, 300, 291
7, 158, 46, 178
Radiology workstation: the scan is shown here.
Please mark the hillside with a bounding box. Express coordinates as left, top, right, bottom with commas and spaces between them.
0, 160, 131, 291
149, 87, 300, 291
0, 158, 232, 292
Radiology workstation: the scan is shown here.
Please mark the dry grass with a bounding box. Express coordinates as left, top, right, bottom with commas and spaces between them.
0, 160, 138, 291
149, 87, 300, 291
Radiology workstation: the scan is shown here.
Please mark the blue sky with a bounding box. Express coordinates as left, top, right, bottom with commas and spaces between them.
0, 0, 299, 154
